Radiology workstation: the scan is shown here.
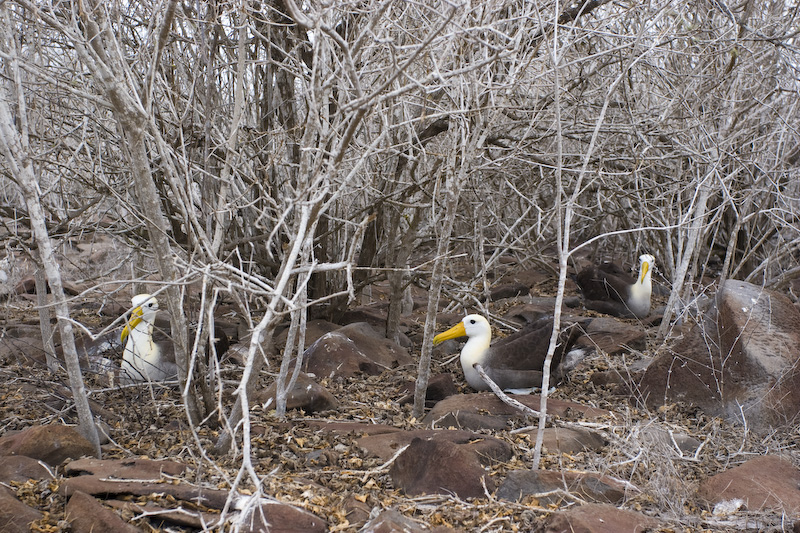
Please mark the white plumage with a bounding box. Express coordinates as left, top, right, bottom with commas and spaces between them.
120, 294, 177, 384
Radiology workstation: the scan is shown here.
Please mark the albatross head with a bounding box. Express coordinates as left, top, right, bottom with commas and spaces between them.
433, 314, 492, 345
433, 315, 493, 389
433, 314, 492, 360
121, 293, 159, 343
637, 254, 655, 287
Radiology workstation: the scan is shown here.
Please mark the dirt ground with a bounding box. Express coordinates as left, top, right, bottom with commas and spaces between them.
0, 263, 796, 532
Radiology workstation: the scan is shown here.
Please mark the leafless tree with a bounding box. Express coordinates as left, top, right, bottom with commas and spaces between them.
0, 41, 101, 454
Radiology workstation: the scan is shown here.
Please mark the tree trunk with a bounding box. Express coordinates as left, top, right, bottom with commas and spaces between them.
413, 161, 462, 419
0, 93, 101, 455
34, 265, 59, 372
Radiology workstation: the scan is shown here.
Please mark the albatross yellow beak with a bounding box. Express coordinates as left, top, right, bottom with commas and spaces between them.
120, 306, 144, 344
433, 321, 467, 346
640, 261, 650, 283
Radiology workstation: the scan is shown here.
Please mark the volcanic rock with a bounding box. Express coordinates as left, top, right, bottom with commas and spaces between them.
389, 437, 494, 498
640, 280, 800, 431
0, 424, 96, 466
697, 455, 800, 514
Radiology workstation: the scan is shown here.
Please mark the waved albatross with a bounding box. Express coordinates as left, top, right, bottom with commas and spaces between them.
120, 294, 178, 383
576, 254, 655, 318
433, 315, 581, 391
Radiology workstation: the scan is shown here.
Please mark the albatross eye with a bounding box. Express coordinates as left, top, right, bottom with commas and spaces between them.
469, 319, 476, 324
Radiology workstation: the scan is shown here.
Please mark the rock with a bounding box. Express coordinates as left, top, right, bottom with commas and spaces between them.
336, 322, 414, 368
397, 373, 458, 407
0, 485, 43, 533
340, 303, 390, 328
276, 319, 340, 350
360, 508, 457, 533
575, 317, 647, 355
503, 302, 567, 326
303, 331, 382, 378
488, 282, 529, 301
342, 495, 371, 529
237, 498, 327, 533
302, 322, 412, 379
255, 373, 339, 413
103, 499, 220, 529
697, 456, 800, 514
357, 429, 513, 465
0, 455, 52, 483
639, 427, 702, 456
543, 502, 662, 533
0, 424, 96, 466
389, 437, 494, 498
304, 420, 401, 437
423, 393, 611, 431
0, 335, 46, 366
339, 306, 415, 347
640, 280, 800, 431
508, 267, 552, 289
520, 426, 607, 454
65, 490, 140, 533
14, 276, 38, 294
497, 469, 633, 505
64, 457, 187, 479
60, 477, 230, 509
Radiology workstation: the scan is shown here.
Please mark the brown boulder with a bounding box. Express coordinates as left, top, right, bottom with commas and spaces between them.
0, 424, 95, 466
255, 372, 339, 413
640, 280, 800, 430
543, 503, 662, 533
275, 319, 340, 350
520, 426, 608, 454
423, 393, 611, 431
64, 457, 187, 479
389, 437, 494, 498
497, 469, 633, 504
60, 477, 230, 509
342, 495, 371, 529
302, 322, 412, 380
503, 301, 574, 326
576, 317, 647, 355
0, 485, 43, 533
360, 508, 459, 533
65, 490, 140, 533
488, 282, 529, 301
336, 322, 413, 367
697, 455, 800, 514
398, 373, 458, 407
303, 331, 382, 378
304, 420, 401, 437
103, 499, 225, 529
0, 335, 46, 366
0, 455, 52, 483
238, 499, 327, 533
357, 429, 513, 465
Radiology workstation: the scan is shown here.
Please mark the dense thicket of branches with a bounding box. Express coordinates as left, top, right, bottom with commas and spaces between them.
1, 0, 798, 462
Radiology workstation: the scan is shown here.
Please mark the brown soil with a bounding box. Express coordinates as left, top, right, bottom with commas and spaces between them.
0, 279, 794, 532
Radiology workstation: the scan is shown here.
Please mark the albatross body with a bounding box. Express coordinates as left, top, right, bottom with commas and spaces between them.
433, 315, 580, 391
576, 254, 655, 319
120, 294, 177, 384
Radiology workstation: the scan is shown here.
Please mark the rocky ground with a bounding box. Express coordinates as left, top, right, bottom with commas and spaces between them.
1, 253, 800, 532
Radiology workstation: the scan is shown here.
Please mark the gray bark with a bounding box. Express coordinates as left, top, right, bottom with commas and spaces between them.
34, 265, 59, 372
0, 92, 101, 455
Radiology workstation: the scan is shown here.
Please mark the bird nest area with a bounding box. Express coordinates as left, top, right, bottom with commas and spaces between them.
1, 294, 797, 533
